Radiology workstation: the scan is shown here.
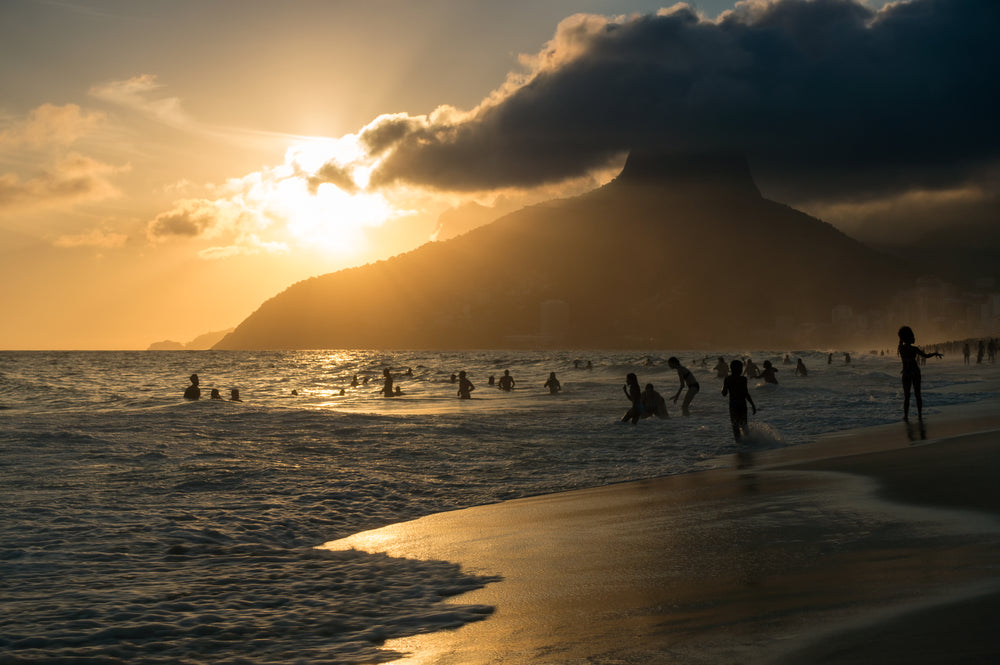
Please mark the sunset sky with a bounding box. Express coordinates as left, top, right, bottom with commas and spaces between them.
2, 0, 995, 349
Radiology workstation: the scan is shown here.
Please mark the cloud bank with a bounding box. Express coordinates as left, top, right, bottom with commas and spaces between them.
355, 0, 997, 203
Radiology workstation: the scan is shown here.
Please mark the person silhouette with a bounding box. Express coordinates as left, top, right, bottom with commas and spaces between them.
183, 373, 201, 400
544, 372, 561, 394
622, 372, 642, 423
498, 369, 516, 392
210, 388, 222, 400
667, 357, 699, 416
795, 358, 808, 376
897, 325, 942, 420
229, 388, 242, 402
457, 371, 474, 399
760, 360, 779, 384
641, 383, 669, 419
380, 368, 395, 397
722, 359, 756, 441
714, 356, 729, 378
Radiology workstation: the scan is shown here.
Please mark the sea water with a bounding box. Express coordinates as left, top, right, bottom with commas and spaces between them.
2, 349, 997, 664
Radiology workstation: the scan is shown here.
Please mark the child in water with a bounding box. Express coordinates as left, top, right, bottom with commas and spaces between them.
722, 359, 756, 441
897, 325, 942, 420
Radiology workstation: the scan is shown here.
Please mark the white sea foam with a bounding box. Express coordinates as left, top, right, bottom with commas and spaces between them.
1, 349, 997, 663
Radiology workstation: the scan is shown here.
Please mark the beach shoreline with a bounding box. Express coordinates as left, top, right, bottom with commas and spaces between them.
324, 395, 1000, 664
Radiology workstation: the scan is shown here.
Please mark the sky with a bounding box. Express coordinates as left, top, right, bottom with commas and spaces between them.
1, 0, 996, 349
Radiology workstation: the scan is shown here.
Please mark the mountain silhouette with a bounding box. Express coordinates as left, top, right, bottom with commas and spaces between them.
214, 151, 914, 350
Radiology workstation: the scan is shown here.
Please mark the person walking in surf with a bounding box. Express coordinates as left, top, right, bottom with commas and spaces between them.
722, 359, 756, 441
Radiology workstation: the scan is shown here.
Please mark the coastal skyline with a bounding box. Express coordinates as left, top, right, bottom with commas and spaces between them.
3, 0, 996, 350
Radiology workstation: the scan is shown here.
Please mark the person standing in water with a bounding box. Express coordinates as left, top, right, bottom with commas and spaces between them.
760, 360, 779, 384
544, 372, 561, 394
457, 371, 475, 399
380, 368, 395, 397
622, 372, 642, 423
498, 369, 516, 392
722, 359, 756, 441
795, 358, 808, 376
667, 357, 699, 416
897, 325, 942, 420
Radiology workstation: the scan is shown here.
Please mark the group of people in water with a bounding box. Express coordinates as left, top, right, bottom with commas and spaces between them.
181, 324, 955, 438
621, 355, 756, 440
183, 374, 241, 402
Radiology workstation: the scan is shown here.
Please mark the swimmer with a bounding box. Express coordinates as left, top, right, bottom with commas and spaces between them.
498, 369, 516, 392
544, 372, 561, 394
183, 374, 201, 400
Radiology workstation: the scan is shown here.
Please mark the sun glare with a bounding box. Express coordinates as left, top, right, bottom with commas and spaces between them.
264, 136, 395, 255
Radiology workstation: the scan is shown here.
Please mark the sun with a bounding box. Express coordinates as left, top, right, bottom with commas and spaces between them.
263, 137, 397, 256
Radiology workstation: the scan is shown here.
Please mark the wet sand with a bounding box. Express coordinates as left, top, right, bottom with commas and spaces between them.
324, 400, 1000, 664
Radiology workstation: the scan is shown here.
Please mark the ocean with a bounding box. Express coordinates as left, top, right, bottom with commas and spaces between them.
2, 349, 997, 664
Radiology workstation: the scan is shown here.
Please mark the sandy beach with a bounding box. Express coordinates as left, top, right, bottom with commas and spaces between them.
325, 399, 1000, 664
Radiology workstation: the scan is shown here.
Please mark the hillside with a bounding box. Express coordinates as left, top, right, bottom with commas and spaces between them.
214, 151, 914, 349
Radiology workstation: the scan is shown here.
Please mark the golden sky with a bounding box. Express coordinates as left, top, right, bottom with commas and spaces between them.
4, 0, 993, 350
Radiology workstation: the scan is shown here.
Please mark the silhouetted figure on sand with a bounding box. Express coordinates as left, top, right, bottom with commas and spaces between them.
184, 374, 200, 400
641, 383, 669, 419
230, 388, 242, 402
722, 359, 756, 441
544, 372, 561, 394
897, 325, 942, 420
381, 368, 395, 397
668, 357, 699, 416
760, 360, 779, 384
498, 369, 516, 392
795, 358, 808, 376
457, 371, 474, 399
622, 372, 642, 424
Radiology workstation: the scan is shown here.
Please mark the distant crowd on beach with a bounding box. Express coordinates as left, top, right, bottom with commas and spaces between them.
181, 329, 994, 441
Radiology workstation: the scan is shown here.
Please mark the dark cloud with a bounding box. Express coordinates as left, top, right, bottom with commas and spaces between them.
366, 0, 999, 202
306, 161, 358, 195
